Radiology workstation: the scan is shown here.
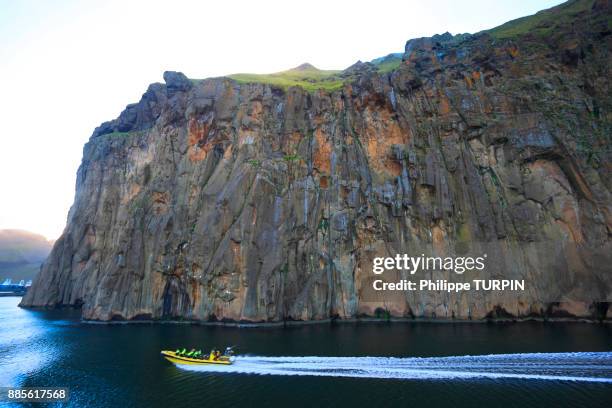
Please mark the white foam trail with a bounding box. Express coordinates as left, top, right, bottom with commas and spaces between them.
176, 352, 612, 382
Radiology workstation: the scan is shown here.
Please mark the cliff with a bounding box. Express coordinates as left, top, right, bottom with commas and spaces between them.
21, 0, 612, 322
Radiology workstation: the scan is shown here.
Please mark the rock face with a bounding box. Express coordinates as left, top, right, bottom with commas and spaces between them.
22, 0, 611, 321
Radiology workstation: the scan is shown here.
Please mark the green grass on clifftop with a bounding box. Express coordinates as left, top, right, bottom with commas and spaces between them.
371, 54, 403, 73
487, 0, 595, 39
228, 63, 344, 92
227, 56, 404, 92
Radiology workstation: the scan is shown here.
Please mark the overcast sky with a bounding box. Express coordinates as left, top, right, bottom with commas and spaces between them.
0, 0, 563, 240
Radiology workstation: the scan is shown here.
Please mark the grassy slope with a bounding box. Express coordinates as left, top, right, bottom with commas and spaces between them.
228, 64, 344, 92
486, 0, 596, 39
374, 54, 403, 73
227, 55, 404, 92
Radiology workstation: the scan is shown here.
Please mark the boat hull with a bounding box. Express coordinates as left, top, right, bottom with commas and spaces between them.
160, 350, 233, 365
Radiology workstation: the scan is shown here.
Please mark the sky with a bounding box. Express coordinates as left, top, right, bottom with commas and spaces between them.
0, 0, 564, 240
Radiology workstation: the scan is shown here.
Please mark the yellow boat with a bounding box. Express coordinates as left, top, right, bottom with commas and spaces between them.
161, 350, 234, 365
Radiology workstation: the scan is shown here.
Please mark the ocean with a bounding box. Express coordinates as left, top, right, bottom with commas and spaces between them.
1, 297, 611, 407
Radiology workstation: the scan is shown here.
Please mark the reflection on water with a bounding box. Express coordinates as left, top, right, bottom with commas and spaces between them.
0, 298, 73, 386
1, 297, 611, 408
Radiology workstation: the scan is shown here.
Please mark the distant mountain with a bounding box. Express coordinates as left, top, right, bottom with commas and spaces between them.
0, 230, 53, 281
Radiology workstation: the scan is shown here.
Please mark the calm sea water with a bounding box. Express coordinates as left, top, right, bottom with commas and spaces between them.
1, 297, 611, 407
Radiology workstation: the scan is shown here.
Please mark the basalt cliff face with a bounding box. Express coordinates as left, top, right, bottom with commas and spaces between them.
22, 0, 611, 321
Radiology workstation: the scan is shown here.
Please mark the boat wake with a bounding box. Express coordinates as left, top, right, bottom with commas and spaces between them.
176, 352, 612, 382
